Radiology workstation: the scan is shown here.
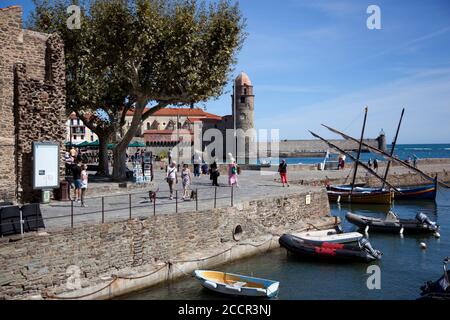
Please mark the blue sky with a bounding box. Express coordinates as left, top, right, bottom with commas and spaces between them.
4, 0, 450, 143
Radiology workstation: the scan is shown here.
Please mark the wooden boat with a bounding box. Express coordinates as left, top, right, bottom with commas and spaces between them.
327, 188, 393, 204
194, 270, 279, 298
419, 257, 450, 300
292, 227, 363, 245
328, 180, 437, 201
279, 234, 382, 263
395, 182, 437, 200
345, 211, 440, 235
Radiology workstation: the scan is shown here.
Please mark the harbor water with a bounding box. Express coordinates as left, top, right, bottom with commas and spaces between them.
122, 187, 450, 300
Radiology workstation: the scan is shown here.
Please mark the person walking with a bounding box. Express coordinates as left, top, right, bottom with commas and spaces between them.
181, 164, 192, 200
80, 164, 89, 207
228, 158, 239, 187
72, 160, 82, 202
368, 158, 372, 168
373, 158, 379, 172
210, 160, 220, 186
201, 162, 209, 175
278, 159, 289, 187
193, 152, 201, 177
166, 161, 178, 200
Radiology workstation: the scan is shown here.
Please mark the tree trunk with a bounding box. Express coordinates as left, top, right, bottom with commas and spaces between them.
112, 96, 147, 181
97, 134, 110, 176
112, 145, 128, 181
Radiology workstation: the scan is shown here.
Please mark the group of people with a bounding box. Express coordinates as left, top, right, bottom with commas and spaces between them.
164, 156, 239, 200
65, 147, 89, 207
367, 158, 379, 171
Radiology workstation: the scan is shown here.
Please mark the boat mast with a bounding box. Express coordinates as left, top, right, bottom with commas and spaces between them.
321, 124, 450, 188
350, 107, 368, 196
381, 108, 405, 189
309, 130, 400, 192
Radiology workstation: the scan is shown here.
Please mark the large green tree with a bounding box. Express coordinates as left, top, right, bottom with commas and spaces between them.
29, 0, 246, 180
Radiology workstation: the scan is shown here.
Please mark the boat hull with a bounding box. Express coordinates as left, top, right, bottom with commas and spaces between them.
327, 189, 393, 204
329, 183, 437, 201
292, 229, 363, 245
194, 270, 279, 298
395, 184, 437, 200
345, 212, 438, 234
279, 234, 378, 263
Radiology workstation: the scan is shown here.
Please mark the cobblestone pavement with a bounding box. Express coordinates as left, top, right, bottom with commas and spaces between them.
40, 162, 450, 231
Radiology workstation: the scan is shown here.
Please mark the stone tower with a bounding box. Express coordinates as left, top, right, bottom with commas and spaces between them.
232, 72, 255, 164
233, 72, 255, 131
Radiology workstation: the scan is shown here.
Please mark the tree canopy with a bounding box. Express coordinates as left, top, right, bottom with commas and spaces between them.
28, 0, 246, 179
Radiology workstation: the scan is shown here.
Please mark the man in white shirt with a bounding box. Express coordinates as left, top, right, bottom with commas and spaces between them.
166, 161, 178, 200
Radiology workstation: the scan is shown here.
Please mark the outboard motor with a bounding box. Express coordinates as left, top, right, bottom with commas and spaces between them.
359, 238, 383, 260
416, 213, 438, 231
334, 224, 344, 234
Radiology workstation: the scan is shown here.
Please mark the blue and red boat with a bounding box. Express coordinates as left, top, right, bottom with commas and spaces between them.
327, 179, 437, 201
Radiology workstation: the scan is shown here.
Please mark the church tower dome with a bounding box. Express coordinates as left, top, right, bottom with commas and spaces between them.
235, 72, 252, 86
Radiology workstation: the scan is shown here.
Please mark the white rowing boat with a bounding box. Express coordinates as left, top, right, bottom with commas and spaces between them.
194, 270, 279, 298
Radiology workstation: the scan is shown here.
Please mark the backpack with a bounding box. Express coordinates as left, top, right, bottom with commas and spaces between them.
231, 166, 237, 175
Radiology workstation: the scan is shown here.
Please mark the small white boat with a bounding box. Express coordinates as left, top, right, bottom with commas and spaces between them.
194, 270, 279, 298
292, 227, 363, 245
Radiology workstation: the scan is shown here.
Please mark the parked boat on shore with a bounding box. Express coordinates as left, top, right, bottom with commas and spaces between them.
419, 257, 450, 300
279, 234, 382, 263
345, 211, 439, 235
194, 270, 279, 298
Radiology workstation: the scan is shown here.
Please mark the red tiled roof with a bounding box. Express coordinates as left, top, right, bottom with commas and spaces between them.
144, 130, 192, 135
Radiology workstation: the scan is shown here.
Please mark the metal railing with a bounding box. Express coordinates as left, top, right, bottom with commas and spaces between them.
9, 185, 237, 232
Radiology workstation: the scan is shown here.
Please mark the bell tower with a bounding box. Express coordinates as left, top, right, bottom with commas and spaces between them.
233, 72, 254, 132
232, 72, 255, 164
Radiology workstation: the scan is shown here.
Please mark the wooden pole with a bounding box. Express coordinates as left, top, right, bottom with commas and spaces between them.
381, 108, 405, 189
350, 107, 368, 196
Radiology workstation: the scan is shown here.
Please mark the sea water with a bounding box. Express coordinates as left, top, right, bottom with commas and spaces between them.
123, 187, 450, 300
260, 143, 450, 165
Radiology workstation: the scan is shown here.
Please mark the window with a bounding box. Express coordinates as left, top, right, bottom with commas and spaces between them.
71, 119, 75, 125
147, 122, 151, 130
91, 135, 94, 142
73, 136, 77, 140
244, 88, 247, 95
81, 135, 84, 140
240, 96, 245, 103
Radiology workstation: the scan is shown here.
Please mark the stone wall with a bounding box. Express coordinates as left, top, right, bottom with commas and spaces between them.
0, 188, 330, 299
0, 6, 66, 203
273, 138, 383, 155
0, 6, 22, 202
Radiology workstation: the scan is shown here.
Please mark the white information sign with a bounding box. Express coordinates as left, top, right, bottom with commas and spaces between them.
33, 142, 60, 189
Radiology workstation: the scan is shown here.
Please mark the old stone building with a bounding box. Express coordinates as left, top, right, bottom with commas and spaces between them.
0, 6, 66, 203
